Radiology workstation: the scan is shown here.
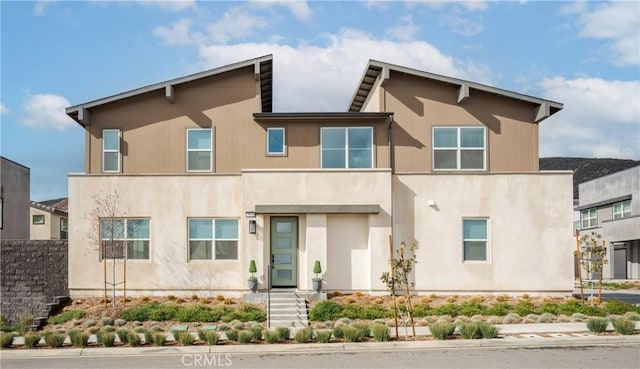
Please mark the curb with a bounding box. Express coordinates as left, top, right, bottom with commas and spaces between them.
2, 334, 639, 359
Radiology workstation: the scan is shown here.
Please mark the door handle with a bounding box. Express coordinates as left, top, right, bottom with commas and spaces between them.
271, 254, 275, 267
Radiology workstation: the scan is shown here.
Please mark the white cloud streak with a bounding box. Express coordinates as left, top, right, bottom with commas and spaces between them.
386, 15, 419, 41
33, 0, 54, 16
539, 77, 640, 159
251, 0, 313, 21
138, 0, 196, 12
21, 94, 76, 131
0, 103, 9, 114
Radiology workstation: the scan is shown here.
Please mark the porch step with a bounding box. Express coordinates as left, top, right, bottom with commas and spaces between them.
266, 293, 309, 328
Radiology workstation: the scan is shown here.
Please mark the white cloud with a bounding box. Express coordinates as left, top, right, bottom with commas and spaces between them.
33, 0, 53, 16
0, 103, 9, 114
573, 1, 640, 65
441, 14, 483, 36
198, 28, 491, 112
21, 94, 75, 131
386, 15, 419, 41
206, 8, 269, 44
138, 0, 196, 12
251, 0, 313, 21
416, 1, 488, 12
154, 18, 203, 45
539, 77, 640, 159
363, 0, 390, 10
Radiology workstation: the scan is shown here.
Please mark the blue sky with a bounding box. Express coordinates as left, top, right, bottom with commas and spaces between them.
1, 0, 639, 201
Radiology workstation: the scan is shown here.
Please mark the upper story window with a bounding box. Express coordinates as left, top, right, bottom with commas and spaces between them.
580, 208, 597, 229
463, 218, 489, 262
188, 218, 238, 260
32, 214, 45, 225
321, 127, 373, 169
267, 127, 286, 155
613, 200, 631, 219
60, 218, 68, 240
103, 129, 121, 173
100, 218, 150, 260
433, 127, 486, 171
187, 129, 213, 172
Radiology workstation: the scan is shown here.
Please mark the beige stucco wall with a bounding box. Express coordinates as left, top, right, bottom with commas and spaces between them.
68, 174, 243, 297
30, 208, 65, 240
393, 171, 575, 294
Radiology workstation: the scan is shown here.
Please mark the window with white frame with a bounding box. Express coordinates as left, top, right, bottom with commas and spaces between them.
103, 129, 121, 173
188, 218, 238, 260
267, 127, 286, 155
100, 218, 150, 260
187, 128, 213, 172
613, 200, 631, 219
580, 208, 597, 229
433, 127, 486, 170
463, 218, 488, 261
321, 127, 373, 168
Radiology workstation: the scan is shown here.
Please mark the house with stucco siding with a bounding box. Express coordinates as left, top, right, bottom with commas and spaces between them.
65, 55, 574, 298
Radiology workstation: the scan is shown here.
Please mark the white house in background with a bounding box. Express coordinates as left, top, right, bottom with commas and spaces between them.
577, 165, 640, 280
30, 198, 69, 240
64, 55, 574, 298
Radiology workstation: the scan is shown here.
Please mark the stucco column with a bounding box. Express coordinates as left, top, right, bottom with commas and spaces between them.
305, 214, 327, 291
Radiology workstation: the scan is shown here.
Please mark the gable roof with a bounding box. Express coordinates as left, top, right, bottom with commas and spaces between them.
66, 55, 273, 127
30, 198, 68, 216
348, 60, 563, 123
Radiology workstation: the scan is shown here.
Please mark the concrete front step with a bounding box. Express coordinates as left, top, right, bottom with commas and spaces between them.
268, 320, 309, 328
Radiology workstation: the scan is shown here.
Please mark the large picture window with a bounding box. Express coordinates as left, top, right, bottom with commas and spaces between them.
580, 208, 597, 229
103, 129, 121, 173
187, 129, 213, 172
321, 127, 373, 168
613, 200, 631, 219
100, 218, 150, 260
463, 218, 489, 262
433, 127, 486, 170
188, 218, 238, 260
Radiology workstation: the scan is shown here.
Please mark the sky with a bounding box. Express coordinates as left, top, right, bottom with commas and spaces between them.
1, 0, 639, 201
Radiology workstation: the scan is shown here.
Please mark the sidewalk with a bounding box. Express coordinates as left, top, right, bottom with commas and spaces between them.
2, 322, 638, 359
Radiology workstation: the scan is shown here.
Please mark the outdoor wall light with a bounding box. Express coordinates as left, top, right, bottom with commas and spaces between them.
427, 199, 436, 207
249, 220, 257, 234
245, 211, 256, 218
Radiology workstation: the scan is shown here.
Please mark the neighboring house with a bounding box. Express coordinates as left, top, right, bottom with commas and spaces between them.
0, 157, 30, 240
65, 55, 574, 298
30, 198, 69, 240
577, 165, 640, 280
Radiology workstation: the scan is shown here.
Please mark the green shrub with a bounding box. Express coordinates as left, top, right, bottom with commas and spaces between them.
351, 323, 370, 339
48, 310, 86, 325
127, 332, 142, 347
134, 326, 146, 333
250, 326, 263, 341
604, 300, 636, 315
114, 318, 126, 327
502, 313, 521, 324
203, 331, 220, 345
232, 322, 245, 330
432, 303, 460, 317
97, 331, 116, 347
275, 327, 290, 341
174, 331, 194, 345
237, 330, 253, 344
85, 319, 96, 327
46, 332, 67, 347
0, 332, 15, 348
294, 327, 313, 343
537, 313, 556, 323
70, 332, 90, 347
360, 306, 390, 319
535, 302, 560, 315
101, 317, 114, 326
624, 311, 640, 321
514, 301, 535, 316
100, 325, 114, 332
116, 328, 129, 343
314, 329, 332, 343
458, 322, 480, 339
371, 324, 390, 342
412, 304, 431, 317
150, 325, 163, 332
342, 326, 361, 342
485, 302, 511, 316
309, 300, 342, 321
88, 326, 99, 334
225, 329, 239, 341
223, 304, 265, 322
612, 318, 636, 335
217, 323, 230, 331
263, 329, 279, 344
23, 333, 42, 348
586, 317, 609, 333
571, 313, 587, 322
151, 332, 166, 346
332, 325, 345, 339
559, 300, 605, 317
459, 302, 486, 317
176, 304, 222, 322
476, 321, 500, 339
429, 322, 455, 340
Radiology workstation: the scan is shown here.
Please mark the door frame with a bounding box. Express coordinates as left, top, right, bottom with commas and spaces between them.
269, 216, 298, 288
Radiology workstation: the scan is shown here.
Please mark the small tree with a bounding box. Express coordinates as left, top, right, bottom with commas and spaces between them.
248, 260, 257, 281
312, 260, 322, 281
577, 231, 607, 304
380, 241, 417, 339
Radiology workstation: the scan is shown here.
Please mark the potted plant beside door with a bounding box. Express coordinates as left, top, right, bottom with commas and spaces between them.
248, 260, 258, 293
312, 260, 323, 293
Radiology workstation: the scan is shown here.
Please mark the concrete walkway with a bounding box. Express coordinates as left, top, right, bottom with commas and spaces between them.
2, 321, 638, 359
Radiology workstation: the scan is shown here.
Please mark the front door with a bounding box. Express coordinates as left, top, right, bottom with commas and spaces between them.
270, 217, 298, 287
